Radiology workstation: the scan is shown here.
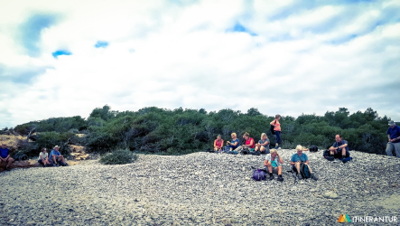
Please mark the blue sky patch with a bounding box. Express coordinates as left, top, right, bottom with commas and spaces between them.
226, 22, 258, 36
52, 50, 72, 59
328, 34, 358, 45
95, 41, 109, 48
19, 14, 58, 57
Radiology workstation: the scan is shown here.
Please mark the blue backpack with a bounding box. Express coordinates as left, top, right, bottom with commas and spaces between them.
252, 169, 267, 181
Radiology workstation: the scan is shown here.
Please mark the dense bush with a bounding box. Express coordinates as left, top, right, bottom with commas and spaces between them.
15, 131, 75, 158
14, 116, 87, 135
99, 149, 138, 165
11, 105, 393, 155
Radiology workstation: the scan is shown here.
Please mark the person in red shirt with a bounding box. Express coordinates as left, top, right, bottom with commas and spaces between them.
242, 132, 255, 151
270, 114, 282, 149
213, 135, 224, 152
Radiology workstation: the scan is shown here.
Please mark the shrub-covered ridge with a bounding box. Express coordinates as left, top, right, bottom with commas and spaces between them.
9, 105, 391, 156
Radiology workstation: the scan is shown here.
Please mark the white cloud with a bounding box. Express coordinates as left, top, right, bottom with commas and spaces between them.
0, 0, 399, 128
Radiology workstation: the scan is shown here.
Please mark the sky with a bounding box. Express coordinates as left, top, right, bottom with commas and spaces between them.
0, 0, 399, 128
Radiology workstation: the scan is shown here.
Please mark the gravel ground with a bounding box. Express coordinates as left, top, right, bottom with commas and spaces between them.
0, 150, 399, 226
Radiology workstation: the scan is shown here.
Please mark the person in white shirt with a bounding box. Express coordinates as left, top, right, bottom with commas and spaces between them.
38, 148, 51, 167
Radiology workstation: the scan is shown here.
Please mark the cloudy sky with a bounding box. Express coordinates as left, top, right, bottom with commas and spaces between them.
0, 0, 399, 128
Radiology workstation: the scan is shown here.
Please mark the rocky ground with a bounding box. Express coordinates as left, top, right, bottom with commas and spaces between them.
0, 150, 399, 225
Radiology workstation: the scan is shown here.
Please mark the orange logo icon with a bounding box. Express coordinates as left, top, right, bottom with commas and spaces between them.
338, 214, 351, 223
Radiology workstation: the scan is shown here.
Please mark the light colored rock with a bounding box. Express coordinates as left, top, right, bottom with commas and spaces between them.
323, 191, 339, 199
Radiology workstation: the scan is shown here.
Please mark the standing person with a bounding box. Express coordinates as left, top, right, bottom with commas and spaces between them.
226, 133, 240, 151
213, 135, 224, 152
270, 114, 282, 149
49, 145, 68, 166
328, 134, 350, 159
264, 149, 284, 181
255, 133, 270, 154
290, 145, 318, 180
0, 144, 14, 171
38, 148, 51, 167
386, 121, 400, 158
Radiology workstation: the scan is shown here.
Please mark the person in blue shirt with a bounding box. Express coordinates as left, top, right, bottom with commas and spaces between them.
0, 143, 14, 171
225, 133, 240, 152
386, 120, 400, 158
255, 133, 270, 154
49, 145, 68, 166
290, 145, 317, 180
329, 134, 350, 159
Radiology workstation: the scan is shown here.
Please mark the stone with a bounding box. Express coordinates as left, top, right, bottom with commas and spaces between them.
323, 191, 339, 199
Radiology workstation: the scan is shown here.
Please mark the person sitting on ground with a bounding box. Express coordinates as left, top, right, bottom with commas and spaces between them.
255, 133, 270, 154
328, 134, 350, 159
264, 149, 284, 181
386, 120, 400, 158
213, 135, 224, 152
226, 133, 240, 151
290, 145, 318, 180
49, 145, 68, 166
270, 114, 282, 149
38, 148, 51, 167
237, 132, 255, 153
0, 143, 14, 171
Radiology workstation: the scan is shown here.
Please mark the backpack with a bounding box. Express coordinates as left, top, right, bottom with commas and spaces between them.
323, 150, 334, 161
300, 163, 311, 179
270, 125, 275, 135
241, 147, 250, 155
252, 169, 267, 181
309, 145, 318, 152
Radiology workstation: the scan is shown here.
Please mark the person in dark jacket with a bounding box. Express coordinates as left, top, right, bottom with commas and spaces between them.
386, 120, 400, 157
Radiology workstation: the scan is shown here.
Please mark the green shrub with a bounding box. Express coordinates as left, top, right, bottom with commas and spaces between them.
14, 105, 392, 155
99, 149, 138, 165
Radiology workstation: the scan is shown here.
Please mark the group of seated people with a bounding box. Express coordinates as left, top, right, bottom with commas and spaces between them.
264, 146, 318, 182
213, 132, 271, 155
38, 145, 68, 167
0, 144, 68, 170
213, 132, 353, 181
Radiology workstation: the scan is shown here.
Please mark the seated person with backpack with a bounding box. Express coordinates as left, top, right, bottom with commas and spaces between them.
264, 149, 284, 181
49, 145, 68, 166
290, 145, 318, 180
225, 133, 240, 152
235, 132, 255, 154
213, 135, 224, 152
255, 133, 270, 154
328, 134, 351, 162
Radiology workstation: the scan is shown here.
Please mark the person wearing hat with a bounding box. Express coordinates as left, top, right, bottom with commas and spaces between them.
0, 143, 14, 171
386, 120, 400, 158
290, 145, 318, 180
49, 145, 68, 166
